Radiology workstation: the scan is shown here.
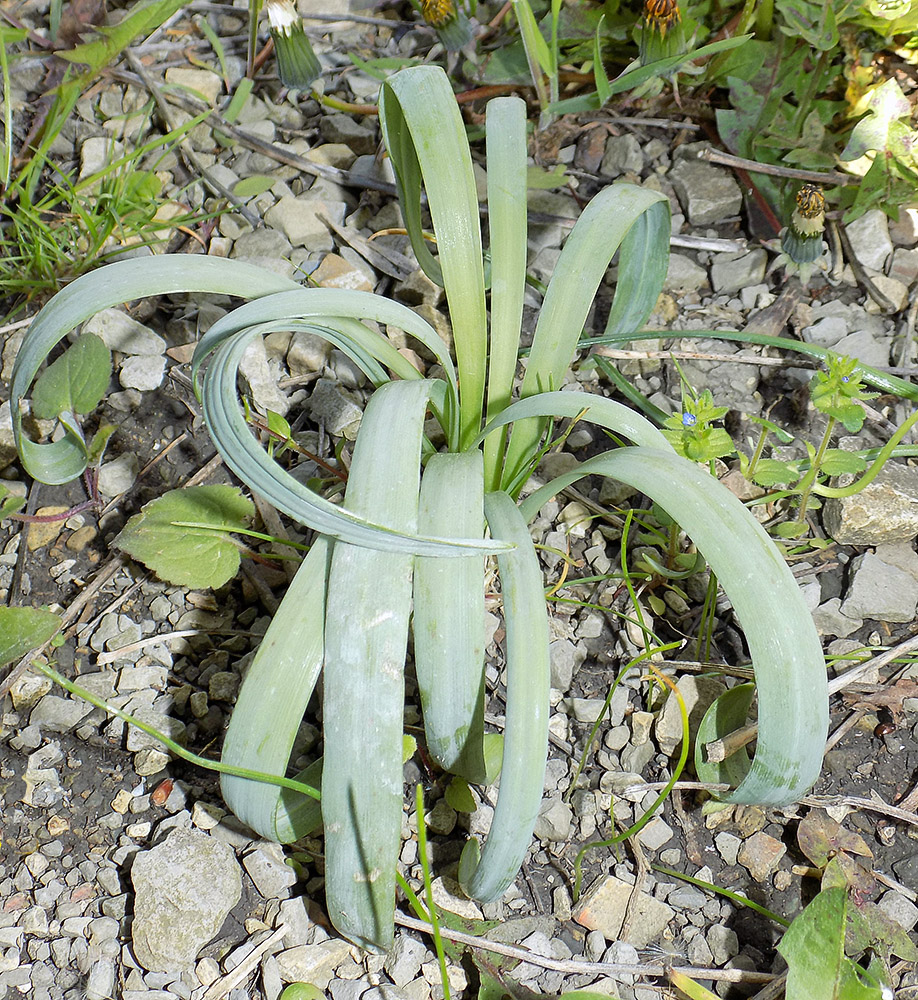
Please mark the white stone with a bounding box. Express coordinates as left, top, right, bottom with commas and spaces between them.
119, 354, 166, 391
83, 309, 166, 355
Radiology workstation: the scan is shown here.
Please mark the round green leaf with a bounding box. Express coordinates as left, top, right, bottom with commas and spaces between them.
114, 485, 255, 589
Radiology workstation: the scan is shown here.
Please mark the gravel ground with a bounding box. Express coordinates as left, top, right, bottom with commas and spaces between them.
2, 2, 918, 998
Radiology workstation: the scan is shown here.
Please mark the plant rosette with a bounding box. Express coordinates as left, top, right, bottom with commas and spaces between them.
10, 65, 828, 952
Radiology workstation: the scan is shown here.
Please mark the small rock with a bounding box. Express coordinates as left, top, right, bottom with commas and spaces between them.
823, 463, 918, 544
384, 934, 428, 987
534, 795, 572, 843
812, 598, 863, 638
231, 227, 294, 277
736, 831, 786, 881
664, 253, 708, 292
573, 874, 675, 948
164, 67, 223, 104
124, 708, 186, 752
600, 135, 644, 177
119, 355, 165, 391
306, 378, 363, 439
655, 675, 726, 756
98, 453, 139, 498
264, 196, 346, 250
710, 249, 767, 294
841, 550, 918, 623
131, 827, 242, 971
878, 890, 918, 931
637, 817, 674, 851
846, 209, 893, 271
312, 252, 374, 291
802, 315, 848, 347
134, 747, 170, 777
83, 309, 166, 355
80, 136, 123, 179
319, 114, 377, 154
831, 330, 890, 366
564, 697, 608, 723
243, 844, 298, 899
10, 673, 53, 712
707, 924, 739, 964
890, 207, 918, 246
549, 638, 584, 692
287, 331, 332, 374
26, 505, 68, 550
864, 273, 909, 314
425, 799, 457, 836
84, 958, 116, 1000
29, 695, 93, 733
239, 335, 290, 416
275, 939, 354, 988
669, 156, 742, 225
888, 247, 918, 288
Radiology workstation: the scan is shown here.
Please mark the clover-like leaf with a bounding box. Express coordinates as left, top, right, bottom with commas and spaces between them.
114, 485, 255, 589
31, 334, 112, 421
797, 811, 873, 869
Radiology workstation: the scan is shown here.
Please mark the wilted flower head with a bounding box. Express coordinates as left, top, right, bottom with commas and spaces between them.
644, 0, 682, 36
420, 0, 457, 30
265, 0, 321, 90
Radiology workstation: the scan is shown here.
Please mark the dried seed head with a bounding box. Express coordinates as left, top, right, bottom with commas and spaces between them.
795, 183, 825, 220
421, 0, 457, 29
644, 0, 682, 35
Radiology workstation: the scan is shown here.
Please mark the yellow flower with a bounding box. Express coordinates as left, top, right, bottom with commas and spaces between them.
421, 0, 457, 30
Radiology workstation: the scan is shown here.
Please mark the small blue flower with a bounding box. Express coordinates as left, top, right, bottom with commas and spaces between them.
682, 412, 697, 428
841, 375, 850, 383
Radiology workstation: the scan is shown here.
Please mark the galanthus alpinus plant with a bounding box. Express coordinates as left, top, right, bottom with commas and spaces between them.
11, 65, 828, 952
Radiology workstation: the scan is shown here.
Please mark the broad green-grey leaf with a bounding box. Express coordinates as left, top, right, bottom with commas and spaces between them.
459, 491, 549, 903
521, 448, 827, 806
11, 255, 300, 484
380, 66, 487, 449
322, 381, 428, 952
201, 332, 507, 557
502, 185, 669, 488
476, 390, 671, 452
483, 96, 528, 490
31, 333, 111, 421
0, 606, 61, 669
221, 538, 331, 843
414, 452, 487, 781
114, 486, 254, 589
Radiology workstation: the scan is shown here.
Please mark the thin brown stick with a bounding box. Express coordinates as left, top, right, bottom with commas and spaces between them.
393, 912, 775, 983
703, 723, 758, 763
199, 923, 288, 1000
801, 793, 918, 828
699, 148, 854, 186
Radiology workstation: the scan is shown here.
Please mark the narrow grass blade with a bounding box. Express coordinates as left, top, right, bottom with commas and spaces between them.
459, 491, 550, 903
583, 328, 918, 403
483, 96, 528, 491
502, 185, 669, 488
521, 448, 828, 806
322, 381, 428, 951
220, 537, 332, 842
380, 66, 488, 448
11, 256, 300, 484
414, 452, 487, 782
201, 332, 508, 556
